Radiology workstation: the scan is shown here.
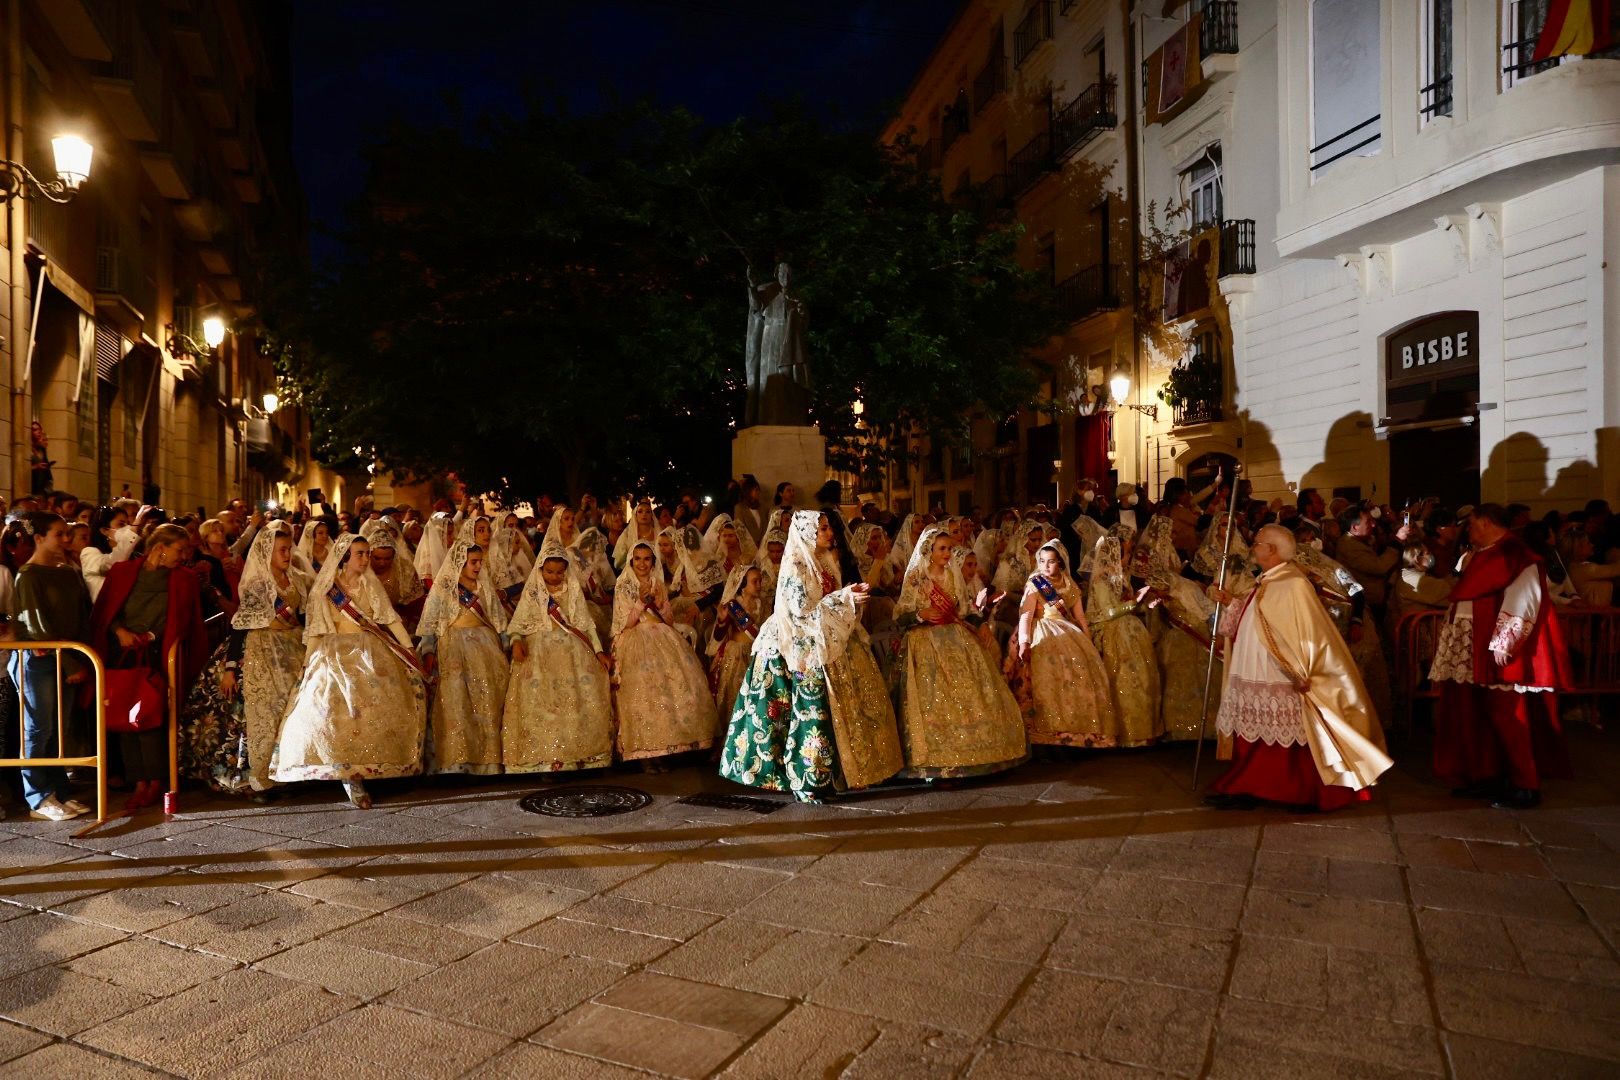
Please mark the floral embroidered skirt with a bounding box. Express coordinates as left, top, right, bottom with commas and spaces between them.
719, 653, 839, 801
613, 622, 715, 760
181, 629, 305, 794
427, 626, 509, 775
895, 622, 1028, 779
1020, 616, 1120, 748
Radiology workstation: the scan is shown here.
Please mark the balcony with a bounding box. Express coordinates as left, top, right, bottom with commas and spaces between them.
37, 0, 117, 61
95, 244, 155, 326
1007, 131, 1053, 196
170, 2, 226, 78
1013, 2, 1053, 67
1200, 1, 1239, 57
1218, 219, 1255, 276
1144, 1, 1240, 125
973, 55, 1006, 113
90, 14, 161, 142
1173, 399, 1224, 427
1055, 264, 1122, 324
1051, 81, 1117, 160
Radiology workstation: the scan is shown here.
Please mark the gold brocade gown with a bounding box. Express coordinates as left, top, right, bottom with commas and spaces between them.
1023, 584, 1120, 747
427, 609, 509, 775
897, 611, 1028, 780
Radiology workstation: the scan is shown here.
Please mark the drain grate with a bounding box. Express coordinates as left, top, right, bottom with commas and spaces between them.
519, 785, 653, 818
677, 792, 788, 814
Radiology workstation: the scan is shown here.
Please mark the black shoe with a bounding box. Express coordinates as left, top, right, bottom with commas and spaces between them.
1451, 779, 1504, 799
1490, 788, 1542, 810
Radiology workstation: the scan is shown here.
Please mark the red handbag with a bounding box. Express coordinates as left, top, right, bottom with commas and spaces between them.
104, 650, 167, 733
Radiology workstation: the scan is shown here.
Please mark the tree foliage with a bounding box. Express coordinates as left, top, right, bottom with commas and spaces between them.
265, 102, 1062, 499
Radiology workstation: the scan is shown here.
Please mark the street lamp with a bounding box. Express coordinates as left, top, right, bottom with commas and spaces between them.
262, 391, 279, 414
202, 316, 226, 349
1110, 370, 1158, 421
0, 134, 94, 203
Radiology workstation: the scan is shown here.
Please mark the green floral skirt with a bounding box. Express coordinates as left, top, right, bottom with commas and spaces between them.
718, 652, 839, 802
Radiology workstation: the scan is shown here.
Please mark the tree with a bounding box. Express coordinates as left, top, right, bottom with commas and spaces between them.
264, 102, 1062, 500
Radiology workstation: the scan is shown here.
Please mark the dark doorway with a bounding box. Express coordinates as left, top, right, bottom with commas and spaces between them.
1025, 423, 1059, 506
1389, 423, 1479, 509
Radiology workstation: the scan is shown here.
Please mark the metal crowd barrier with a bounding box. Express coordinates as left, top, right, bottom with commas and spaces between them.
0, 641, 107, 835
1395, 605, 1620, 728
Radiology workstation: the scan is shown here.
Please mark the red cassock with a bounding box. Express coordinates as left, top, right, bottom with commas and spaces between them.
1432, 535, 1572, 791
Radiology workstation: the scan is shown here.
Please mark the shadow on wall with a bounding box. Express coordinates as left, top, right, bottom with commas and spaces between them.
1299, 412, 1381, 503
1483, 428, 1619, 512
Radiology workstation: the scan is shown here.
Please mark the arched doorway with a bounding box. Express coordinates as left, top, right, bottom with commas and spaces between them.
1384, 312, 1480, 509
1182, 451, 1238, 497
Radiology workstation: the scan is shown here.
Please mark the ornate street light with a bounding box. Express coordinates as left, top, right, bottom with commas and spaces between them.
1110, 370, 1158, 421
0, 134, 94, 203
262, 391, 279, 414
166, 314, 227, 360
202, 316, 226, 349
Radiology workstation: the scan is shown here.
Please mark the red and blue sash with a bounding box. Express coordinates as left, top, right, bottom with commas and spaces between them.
328, 585, 430, 678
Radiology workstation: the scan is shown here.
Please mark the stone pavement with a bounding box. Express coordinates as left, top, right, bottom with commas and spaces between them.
1, 730, 1618, 1079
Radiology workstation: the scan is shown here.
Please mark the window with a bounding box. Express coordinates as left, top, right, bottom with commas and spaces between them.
1085, 35, 1106, 89
1420, 0, 1453, 119
1183, 146, 1223, 232
1309, 0, 1382, 174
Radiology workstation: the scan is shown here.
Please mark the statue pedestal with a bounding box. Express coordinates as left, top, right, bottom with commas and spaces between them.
732, 425, 826, 507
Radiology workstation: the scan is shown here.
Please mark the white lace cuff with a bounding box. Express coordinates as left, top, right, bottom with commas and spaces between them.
1489, 613, 1526, 656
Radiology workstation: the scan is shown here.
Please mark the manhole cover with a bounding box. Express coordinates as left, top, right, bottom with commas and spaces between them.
677, 793, 787, 814
519, 785, 653, 818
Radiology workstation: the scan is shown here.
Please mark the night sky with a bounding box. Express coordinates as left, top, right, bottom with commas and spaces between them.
289, 0, 962, 257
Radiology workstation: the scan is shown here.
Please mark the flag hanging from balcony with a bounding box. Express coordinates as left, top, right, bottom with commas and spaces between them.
1159, 22, 1191, 113
1161, 240, 1188, 323
1532, 0, 1615, 62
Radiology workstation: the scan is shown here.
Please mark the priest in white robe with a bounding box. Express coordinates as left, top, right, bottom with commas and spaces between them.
1206, 525, 1393, 811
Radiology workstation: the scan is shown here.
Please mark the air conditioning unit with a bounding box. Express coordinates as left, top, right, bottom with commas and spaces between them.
246, 416, 273, 453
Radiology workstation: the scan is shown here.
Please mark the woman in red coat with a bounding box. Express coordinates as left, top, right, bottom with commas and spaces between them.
91, 524, 209, 811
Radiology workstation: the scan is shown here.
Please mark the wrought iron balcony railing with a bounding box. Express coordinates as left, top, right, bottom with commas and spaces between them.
1218, 219, 1255, 276
1007, 131, 1053, 197
1013, 1, 1053, 67
1051, 80, 1117, 159
973, 56, 1006, 113
1173, 398, 1225, 427
1199, 1, 1239, 56
1055, 264, 1122, 324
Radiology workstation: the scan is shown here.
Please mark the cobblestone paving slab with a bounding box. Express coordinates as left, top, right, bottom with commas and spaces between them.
0, 734, 1617, 1077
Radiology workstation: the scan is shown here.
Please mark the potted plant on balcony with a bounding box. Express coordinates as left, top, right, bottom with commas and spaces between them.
1156, 350, 1222, 424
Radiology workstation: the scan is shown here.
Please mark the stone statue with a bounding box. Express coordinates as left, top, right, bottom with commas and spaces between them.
744, 262, 813, 427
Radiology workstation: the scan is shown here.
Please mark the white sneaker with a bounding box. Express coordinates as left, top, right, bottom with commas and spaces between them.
61, 799, 91, 817
29, 795, 86, 821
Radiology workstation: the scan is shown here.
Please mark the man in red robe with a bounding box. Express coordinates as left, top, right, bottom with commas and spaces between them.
1430, 503, 1572, 809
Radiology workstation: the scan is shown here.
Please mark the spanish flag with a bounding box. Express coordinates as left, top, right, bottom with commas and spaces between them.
1532, 0, 1615, 62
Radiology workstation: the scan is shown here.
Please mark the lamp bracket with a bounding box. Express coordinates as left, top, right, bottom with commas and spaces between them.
0, 159, 77, 204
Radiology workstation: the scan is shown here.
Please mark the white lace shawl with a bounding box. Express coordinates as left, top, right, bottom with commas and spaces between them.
677, 522, 727, 592
488, 526, 533, 592
360, 518, 425, 605
418, 534, 509, 642
304, 533, 401, 641
750, 509, 860, 673
702, 513, 757, 565
507, 537, 600, 648
232, 521, 310, 631
412, 512, 452, 579
896, 524, 970, 621
612, 542, 669, 638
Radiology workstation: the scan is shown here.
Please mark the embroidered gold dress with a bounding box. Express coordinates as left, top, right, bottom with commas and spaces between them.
894, 527, 1028, 779
1018, 572, 1119, 747
502, 543, 614, 773
272, 537, 428, 783
612, 552, 716, 760
1085, 537, 1163, 747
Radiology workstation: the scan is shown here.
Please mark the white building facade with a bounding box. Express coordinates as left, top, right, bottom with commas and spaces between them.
1134, 0, 1620, 514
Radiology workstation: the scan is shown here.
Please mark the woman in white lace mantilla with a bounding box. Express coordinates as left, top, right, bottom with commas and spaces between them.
412, 511, 453, 590
1087, 526, 1163, 747
707, 564, 764, 737
503, 534, 614, 774
719, 510, 902, 801
271, 533, 428, 808
419, 535, 510, 775
611, 540, 716, 763
181, 520, 310, 795
893, 525, 1027, 779
1011, 539, 1119, 747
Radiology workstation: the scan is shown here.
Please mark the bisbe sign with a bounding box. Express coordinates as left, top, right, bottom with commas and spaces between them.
1386, 311, 1479, 386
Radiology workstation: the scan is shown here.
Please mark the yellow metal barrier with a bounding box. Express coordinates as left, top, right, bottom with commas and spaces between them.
166, 638, 182, 812
0, 641, 107, 835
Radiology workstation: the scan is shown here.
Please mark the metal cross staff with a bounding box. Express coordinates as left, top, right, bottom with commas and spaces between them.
1193, 465, 1243, 788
